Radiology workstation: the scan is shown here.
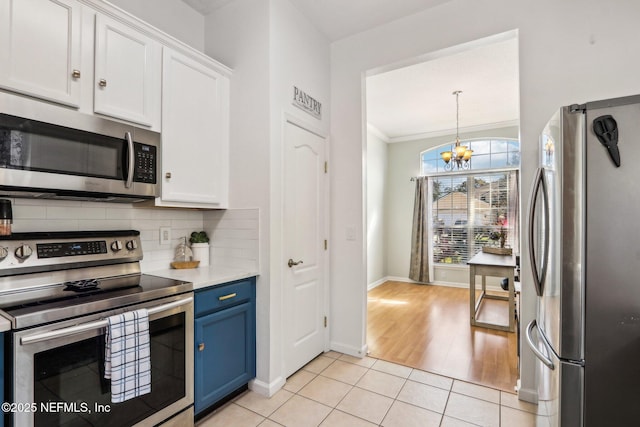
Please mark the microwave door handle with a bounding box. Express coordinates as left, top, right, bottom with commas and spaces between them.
124, 131, 134, 189
20, 296, 193, 345
525, 319, 555, 370
528, 167, 549, 296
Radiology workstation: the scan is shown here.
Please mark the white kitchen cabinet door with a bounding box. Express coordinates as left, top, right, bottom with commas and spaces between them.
0, 0, 82, 107
94, 14, 161, 129
158, 48, 229, 208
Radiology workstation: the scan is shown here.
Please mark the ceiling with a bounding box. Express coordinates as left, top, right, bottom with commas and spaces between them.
182, 0, 452, 41
182, 0, 520, 142
366, 37, 520, 142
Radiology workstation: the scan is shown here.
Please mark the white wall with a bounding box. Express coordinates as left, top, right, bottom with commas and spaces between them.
203, 0, 274, 392
366, 126, 388, 288
204, 0, 330, 395
107, 0, 205, 51
331, 0, 640, 401
385, 126, 519, 282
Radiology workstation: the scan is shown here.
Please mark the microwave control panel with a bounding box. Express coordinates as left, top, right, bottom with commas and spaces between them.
134, 143, 157, 184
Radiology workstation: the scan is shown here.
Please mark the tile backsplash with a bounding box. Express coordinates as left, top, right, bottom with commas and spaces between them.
6, 198, 259, 273
204, 208, 259, 272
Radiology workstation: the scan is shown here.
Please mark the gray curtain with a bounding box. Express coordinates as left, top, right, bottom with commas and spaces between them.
409, 176, 430, 283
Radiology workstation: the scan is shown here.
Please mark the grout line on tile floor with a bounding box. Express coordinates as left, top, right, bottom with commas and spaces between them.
198, 352, 547, 427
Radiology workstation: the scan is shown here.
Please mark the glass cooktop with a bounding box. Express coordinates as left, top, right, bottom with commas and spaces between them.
0, 273, 191, 330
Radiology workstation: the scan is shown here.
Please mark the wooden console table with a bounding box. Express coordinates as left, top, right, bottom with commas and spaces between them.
468, 252, 517, 332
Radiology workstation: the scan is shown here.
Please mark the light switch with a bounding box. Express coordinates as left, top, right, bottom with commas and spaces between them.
346, 226, 356, 241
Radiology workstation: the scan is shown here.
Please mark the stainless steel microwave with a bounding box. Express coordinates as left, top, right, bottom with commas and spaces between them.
0, 113, 158, 202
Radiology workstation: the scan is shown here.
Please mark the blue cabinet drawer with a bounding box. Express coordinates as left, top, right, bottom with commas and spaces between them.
195, 279, 254, 317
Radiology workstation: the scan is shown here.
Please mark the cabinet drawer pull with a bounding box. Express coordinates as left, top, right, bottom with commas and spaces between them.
218, 293, 237, 301
99, 78, 107, 87
72, 69, 81, 79
198, 342, 205, 352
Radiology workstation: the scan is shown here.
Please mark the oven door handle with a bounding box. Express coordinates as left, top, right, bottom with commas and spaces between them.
20, 296, 193, 345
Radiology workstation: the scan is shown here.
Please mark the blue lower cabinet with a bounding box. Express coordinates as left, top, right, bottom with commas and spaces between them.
194, 278, 256, 415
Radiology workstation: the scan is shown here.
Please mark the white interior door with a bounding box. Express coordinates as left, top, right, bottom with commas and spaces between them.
283, 120, 327, 378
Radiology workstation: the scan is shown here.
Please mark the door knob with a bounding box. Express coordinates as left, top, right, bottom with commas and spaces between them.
98, 78, 107, 87
198, 343, 205, 352
287, 259, 303, 268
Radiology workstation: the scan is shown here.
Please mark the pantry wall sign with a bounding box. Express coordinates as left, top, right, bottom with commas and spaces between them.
292, 86, 322, 119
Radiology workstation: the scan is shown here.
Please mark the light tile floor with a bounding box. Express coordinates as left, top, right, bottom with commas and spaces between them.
196, 351, 550, 427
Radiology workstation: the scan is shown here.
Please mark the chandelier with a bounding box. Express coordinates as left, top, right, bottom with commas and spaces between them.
440, 90, 472, 171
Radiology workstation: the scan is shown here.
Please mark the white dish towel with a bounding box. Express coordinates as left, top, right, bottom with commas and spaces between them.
104, 308, 151, 403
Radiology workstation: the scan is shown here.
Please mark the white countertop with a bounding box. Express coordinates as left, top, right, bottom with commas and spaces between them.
147, 266, 258, 290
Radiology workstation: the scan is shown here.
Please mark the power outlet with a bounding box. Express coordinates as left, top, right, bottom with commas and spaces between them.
159, 227, 171, 245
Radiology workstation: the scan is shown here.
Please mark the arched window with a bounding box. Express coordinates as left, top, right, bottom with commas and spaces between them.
420, 138, 520, 175
416, 138, 520, 266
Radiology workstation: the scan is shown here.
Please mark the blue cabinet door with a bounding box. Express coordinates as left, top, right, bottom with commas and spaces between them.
194, 301, 256, 414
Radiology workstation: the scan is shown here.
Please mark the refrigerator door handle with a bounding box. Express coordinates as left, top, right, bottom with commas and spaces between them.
528, 167, 549, 296
525, 319, 555, 370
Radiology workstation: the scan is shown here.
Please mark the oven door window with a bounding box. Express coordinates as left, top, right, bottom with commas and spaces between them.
33, 312, 185, 426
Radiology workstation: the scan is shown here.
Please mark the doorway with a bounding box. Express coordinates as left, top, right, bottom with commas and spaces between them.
364, 32, 520, 391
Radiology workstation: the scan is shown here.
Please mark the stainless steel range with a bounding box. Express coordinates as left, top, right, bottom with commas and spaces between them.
0, 230, 194, 427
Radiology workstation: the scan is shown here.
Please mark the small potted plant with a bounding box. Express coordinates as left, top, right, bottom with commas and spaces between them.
189, 231, 210, 267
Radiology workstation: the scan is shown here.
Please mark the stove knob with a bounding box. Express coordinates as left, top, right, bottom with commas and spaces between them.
126, 240, 138, 251
15, 244, 33, 260
0, 246, 8, 261
111, 240, 123, 252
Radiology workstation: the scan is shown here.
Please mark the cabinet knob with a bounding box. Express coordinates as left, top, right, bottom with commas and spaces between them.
72, 69, 81, 79
165, 172, 172, 179
98, 79, 107, 87
198, 342, 205, 352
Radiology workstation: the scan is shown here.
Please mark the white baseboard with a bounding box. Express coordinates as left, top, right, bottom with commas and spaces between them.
249, 376, 285, 397
369, 276, 504, 293
367, 277, 388, 291
330, 341, 368, 358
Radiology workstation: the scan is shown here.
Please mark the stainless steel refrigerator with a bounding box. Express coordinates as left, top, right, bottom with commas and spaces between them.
526, 94, 640, 427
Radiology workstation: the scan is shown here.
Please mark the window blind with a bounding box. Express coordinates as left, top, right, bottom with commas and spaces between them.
431, 171, 517, 265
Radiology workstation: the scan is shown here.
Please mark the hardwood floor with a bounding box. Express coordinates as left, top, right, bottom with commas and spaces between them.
366, 281, 518, 392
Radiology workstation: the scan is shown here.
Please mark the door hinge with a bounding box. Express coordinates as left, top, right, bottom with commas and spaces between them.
324, 161, 328, 173
324, 316, 327, 328
324, 239, 327, 250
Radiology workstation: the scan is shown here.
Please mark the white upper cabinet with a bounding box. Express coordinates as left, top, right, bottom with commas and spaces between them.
93, 15, 161, 129
0, 0, 82, 107
157, 48, 229, 208
0, 0, 230, 208
0, 0, 161, 130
